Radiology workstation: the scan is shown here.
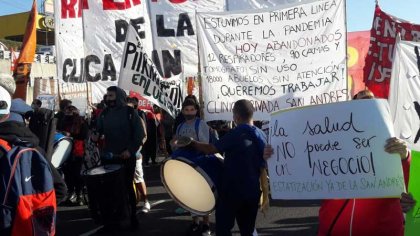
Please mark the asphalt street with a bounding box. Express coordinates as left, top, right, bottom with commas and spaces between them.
56, 157, 321, 236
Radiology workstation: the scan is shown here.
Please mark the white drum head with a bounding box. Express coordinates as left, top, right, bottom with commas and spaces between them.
86, 164, 121, 175
162, 159, 215, 215
51, 139, 72, 168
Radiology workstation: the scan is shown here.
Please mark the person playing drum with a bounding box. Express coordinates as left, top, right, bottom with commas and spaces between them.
171, 98, 213, 236
177, 99, 268, 236
95, 86, 145, 232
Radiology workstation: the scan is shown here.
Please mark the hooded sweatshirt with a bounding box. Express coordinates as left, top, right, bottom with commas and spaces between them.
0, 121, 68, 204
97, 87, 144, 155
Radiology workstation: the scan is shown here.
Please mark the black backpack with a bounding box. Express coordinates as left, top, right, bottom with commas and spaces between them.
28, 108, 56, 161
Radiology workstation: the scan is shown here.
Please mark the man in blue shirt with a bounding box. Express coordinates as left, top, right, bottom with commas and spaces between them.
188, 99, 267, 236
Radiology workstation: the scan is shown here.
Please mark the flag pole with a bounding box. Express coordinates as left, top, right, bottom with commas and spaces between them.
195, 10, 205, 119
344, 0, 349, 100
80, 0, 91, 110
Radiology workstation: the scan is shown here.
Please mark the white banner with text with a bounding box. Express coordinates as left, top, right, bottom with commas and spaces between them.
268, 99, 405, 199
119, 26, 181, 117
197, 0, 347, 121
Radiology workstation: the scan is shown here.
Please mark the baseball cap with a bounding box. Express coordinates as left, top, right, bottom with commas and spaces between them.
0, 86, 11, 115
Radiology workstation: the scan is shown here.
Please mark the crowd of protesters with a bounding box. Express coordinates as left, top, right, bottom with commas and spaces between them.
0, 72, 418, 236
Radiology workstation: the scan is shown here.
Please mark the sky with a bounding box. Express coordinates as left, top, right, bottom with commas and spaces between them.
0, 0, 419, 32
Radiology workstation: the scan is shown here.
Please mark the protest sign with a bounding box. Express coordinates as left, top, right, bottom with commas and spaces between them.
37, 94, 56, 111
388, 38, 420, 151
119, 25, 180, 117
405, 151, 420, 236
148, 0, 225, 78
129, 91, 154, 111
33, 77, 58, 98
0, 50, 56, 64
55, 0, 153, 103
197, 0, 347, 121
54, 0, 94, 103
54, 0, 85, 82
59, 82, 91, 101
363, 5, 420, 99
268, 99, 405, 199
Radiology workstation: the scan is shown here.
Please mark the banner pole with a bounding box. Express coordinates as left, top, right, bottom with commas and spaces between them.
57, 78, 62, 102
195, 10, 205, 119
81, 0, 91, 110
344, 0, 349, 100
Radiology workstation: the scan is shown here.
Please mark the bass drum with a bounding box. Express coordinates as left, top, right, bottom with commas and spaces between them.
161, 150, 223, 216
51, 133, 73, 168
83, 164, 129, 224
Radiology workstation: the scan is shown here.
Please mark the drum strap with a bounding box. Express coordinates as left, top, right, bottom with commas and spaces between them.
0, 138, 12, 151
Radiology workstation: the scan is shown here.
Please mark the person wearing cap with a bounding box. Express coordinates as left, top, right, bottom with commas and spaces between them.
0, 83, 12, 122
0, 77, 67, 205
8, 98, 32, 123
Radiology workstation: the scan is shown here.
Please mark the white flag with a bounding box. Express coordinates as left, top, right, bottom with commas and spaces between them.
389, 37, 420, 151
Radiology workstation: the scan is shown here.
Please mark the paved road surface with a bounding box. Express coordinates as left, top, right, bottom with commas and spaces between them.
57, 157, 320, 236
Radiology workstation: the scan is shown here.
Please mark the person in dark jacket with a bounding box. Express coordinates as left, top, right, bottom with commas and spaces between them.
96, 86, 144, 231
56, 99, 72, 132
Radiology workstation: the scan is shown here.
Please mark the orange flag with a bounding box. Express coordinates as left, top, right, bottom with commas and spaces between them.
13, 0, 37, 100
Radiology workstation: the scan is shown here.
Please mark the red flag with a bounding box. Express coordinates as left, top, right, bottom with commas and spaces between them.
13, 0, 37, 100
129, 91, 154, 111
363, 5, 420, 98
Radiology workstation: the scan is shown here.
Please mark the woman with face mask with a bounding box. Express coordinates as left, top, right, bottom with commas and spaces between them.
61, 105, 88, 206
